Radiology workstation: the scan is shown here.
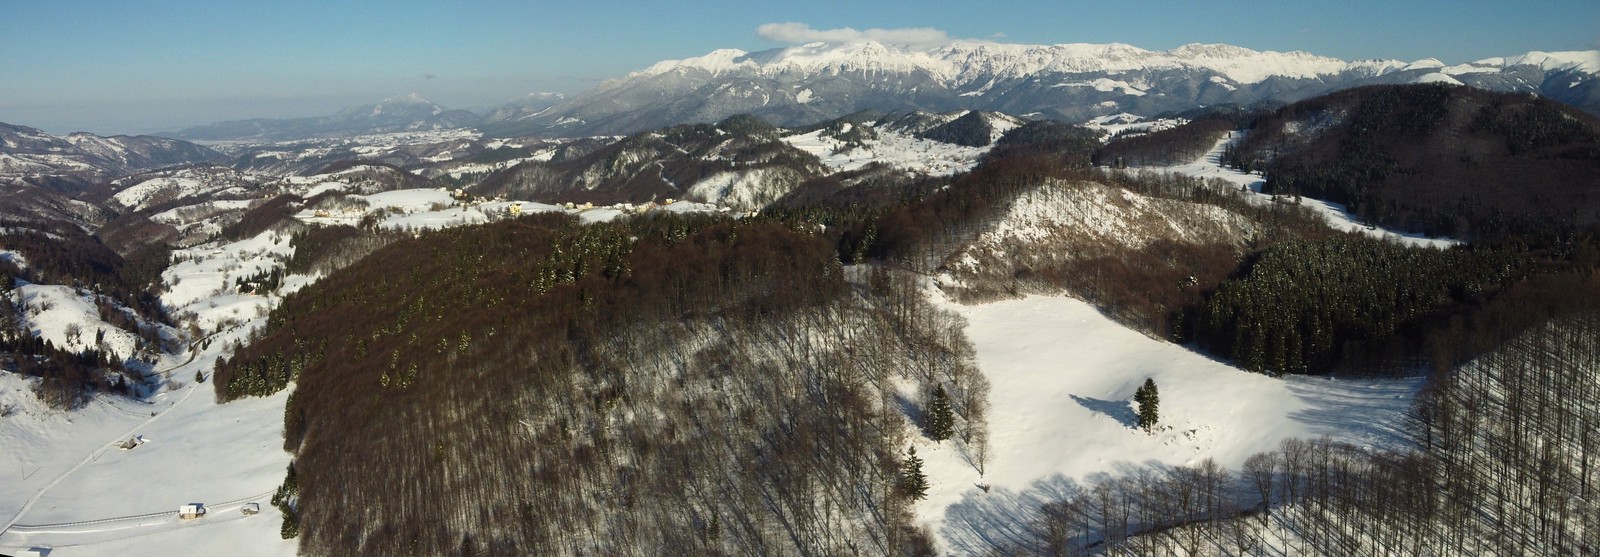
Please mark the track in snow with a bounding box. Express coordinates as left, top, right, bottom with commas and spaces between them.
0, 327, 240, 539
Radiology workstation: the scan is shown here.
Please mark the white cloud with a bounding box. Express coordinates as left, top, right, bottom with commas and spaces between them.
757, 22, 954, 50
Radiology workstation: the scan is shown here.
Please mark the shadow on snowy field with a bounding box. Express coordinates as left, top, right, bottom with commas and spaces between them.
940, 475, 1065, 555
1283, 376, 1424, 452
1069, 394, 1137, 429
940, 463, 1172, 556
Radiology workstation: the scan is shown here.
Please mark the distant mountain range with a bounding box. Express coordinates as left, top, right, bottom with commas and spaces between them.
520, 42, 1600, 136
142, 42, 1599, 142
0, 122, 222, 192
165, 93, 485, 142
0, 39, 1574, 151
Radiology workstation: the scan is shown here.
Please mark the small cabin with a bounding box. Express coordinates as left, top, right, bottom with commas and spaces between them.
241, 502, 261, 516
178, 503, 207, 519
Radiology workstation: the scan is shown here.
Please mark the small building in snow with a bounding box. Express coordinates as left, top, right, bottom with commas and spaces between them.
178, 503, 207, 519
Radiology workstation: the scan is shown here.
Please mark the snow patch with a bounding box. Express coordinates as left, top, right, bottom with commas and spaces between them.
1413, 72, 1464, 85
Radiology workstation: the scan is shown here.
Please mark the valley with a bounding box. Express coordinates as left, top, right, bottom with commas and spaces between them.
2, 14, 1599, 555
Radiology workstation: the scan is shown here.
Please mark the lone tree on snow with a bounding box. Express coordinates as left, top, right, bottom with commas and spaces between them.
1135, 378, 1160, 433
925, 383, 955, 442
899, 446, 929, 501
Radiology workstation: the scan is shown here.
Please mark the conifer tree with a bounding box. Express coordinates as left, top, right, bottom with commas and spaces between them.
925, 383, 955, 442
899, 446, 929, 501
272, 463, 301, 539
1135, 378, 1160, 433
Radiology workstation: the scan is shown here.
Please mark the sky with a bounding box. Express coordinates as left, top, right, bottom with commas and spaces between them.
2, 0, 1596, 135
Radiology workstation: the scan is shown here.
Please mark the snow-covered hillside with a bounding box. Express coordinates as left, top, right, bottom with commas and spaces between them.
916, 294, 1422, 554
0, 230, 305, 556
784, 123, 992, 176
0, 122, 222, 191
685, 166, 812, 209
528, 39, 1600, 136
108, 166, 263, 212
1082, 113, 1186, 138
951, 179, 1255, 269
13, 283, 158, 362
636, 40, 1404, 86
1146, 133, 1460, 249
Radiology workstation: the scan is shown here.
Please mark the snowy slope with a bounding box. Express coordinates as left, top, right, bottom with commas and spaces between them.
917, 294, 1422, 554
783, 123, 991, 175
14, 283, 152, 361
534, 38, 1600, 137
107, 166, 262, 212
1, 231, 302, 556
636, 40, 1405, 86
1082, 114, 1186, 138
0, 122, 221, 192
946, 179, 1255, 277
685, 166, 811, 210
1447, 50, 1600, 75
1142, 133, 1460, 248
161, 230, 294, 332
0, 175, 747, 553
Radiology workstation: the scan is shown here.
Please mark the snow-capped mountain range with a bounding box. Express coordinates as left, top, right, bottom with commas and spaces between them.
32, 41, 1600, 144
519, 41, 1599, 136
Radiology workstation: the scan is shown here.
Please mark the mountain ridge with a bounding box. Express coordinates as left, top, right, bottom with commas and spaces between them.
167, 94, 480, 142
0, 122, 223, 193
125, 43, 1600, 144
516, 41, 1599, 136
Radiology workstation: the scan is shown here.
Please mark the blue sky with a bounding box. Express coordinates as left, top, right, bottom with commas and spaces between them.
2, 0, 1596, 134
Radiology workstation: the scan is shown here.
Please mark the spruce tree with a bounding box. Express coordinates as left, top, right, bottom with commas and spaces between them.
899, 446, 929, 501
272, 463, 301, 539
1135, 378, 1160, 433
1134, 382, 1147, 429
925, 383, 955, 442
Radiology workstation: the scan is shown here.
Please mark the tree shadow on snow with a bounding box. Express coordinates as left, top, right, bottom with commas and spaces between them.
940, 474, 1076, 555
1070, 394, 1136, 429
893, 391, 924, 429
941, 460, 1220, 556
1283, 376, 1424, 452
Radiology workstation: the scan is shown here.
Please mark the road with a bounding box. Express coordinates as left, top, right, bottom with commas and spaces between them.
0, 326, 265, 547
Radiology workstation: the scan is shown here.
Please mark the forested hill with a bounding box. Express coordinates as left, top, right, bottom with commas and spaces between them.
214, 213, 990, 555
1230, 84, 1600, 240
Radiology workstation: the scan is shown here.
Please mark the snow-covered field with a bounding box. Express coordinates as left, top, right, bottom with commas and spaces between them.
1, 233, 300, 556
915, 294, 1422, 554
1082, 113, 1185, 138
162, 230, 291, 333
784, 124, 992, 175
